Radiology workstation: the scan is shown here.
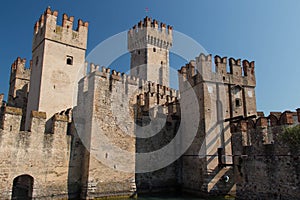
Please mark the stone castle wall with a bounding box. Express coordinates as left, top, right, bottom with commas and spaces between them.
177, 54, 256, 196
232, 110, 300, 200
73, 63, 180, 198
0, 105, 73, 199
1, 6, 300, 200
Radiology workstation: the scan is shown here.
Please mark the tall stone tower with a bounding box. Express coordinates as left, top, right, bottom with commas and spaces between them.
8, 57, 31, 109
25, 7, 88, 130
7, 57, 31, 130
178, 54, 257, 194
128, 17, 172, 86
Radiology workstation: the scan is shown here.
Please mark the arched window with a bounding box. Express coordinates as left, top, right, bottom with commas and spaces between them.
66, 56, 73, 65
12, 174, 34, 200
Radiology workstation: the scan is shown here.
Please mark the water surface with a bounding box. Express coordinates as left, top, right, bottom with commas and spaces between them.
115, 195, 234, 200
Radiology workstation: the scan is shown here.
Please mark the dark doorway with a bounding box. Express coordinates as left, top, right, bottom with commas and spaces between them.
12, 175, 34, 200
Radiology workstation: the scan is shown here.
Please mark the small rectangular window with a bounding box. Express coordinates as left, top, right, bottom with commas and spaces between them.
235, 98, 242, 107
66, 56, 73, 65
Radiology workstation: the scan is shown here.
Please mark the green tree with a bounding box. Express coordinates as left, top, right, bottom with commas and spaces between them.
279, 125, 300, 148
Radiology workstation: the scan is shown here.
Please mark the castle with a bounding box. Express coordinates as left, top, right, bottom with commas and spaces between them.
0, 7, 299, 200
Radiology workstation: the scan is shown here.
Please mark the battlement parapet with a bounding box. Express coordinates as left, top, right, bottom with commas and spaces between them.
146, 82, 177, 97
80, 63, 179, 121
137, 91, 178, 111
178, 54, 256, 87
51, 112, 69, 135
128, 17, 172, 51
31, 110, 46, 119
0, 93, 4, 104
136, 82, 178, 119
0, 106, 22, 131
4, 106, 23, 116
232, 109, 299, 132
53, 113, 68, 122
137, 91, 180, 122
129, 16, 173, 35
33, 7, 88, 51
10, 57, 31, 81
85, 63, 142, 85
84, 63, 150, 92
83, 62, 178, 96
130, 16, 173, 34
231, 109, 300, 152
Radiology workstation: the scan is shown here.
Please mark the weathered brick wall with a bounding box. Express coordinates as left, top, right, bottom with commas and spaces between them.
135, 107, 180, 193
232, 112, 300, 200
236, 145, 300, 200
0, 107, 72, 199
177, 54, 256, 196
75, 67, 138, 198
74, 64, 181, 198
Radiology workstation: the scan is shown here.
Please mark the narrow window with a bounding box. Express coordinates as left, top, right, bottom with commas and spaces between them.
235, 98, 242, 107
153, 47, 156, 52
66, 56, 73, 65
35, 57, 39, 66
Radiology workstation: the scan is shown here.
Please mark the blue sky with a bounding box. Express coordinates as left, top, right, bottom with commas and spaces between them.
0, 0, 299, 114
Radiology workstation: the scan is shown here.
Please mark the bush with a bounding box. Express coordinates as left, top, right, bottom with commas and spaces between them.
279, 125, 300, 148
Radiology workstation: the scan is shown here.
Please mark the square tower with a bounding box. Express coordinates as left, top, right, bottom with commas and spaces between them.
178, 54, 257, 194
7, 57, 31, 130
128, 17, 172, 86
25, 7, 88, 130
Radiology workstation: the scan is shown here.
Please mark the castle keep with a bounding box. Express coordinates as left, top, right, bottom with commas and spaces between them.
0, 7, 299, 200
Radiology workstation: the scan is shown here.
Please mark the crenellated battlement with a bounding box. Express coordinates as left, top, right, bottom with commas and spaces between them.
137, 86, 178, 111
232, 109, 299, 130
32, 7, 88, 51
232, 109, 300, 200
83, 62, 144, 87
231, 109, 300, 149
82, 62, 177, 98
130, 17, 173, 34
178, 54, 256, 87
0, 104, 71, 136
10, 57, 31, 81
128, 17, 173, 51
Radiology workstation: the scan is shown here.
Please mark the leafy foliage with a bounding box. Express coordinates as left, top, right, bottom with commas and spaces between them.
279, 125, 300, 148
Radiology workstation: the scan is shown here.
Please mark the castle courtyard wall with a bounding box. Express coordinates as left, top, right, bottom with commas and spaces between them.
0, 107, 72, 199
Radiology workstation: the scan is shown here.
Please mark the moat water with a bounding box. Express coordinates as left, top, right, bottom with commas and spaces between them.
115, 195, 234, 200
133, 198, 230, 200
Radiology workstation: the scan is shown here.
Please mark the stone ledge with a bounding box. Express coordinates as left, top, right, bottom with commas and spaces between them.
4, 106, 22, 115
53, 114, 68, 122
31, 110, 47, 119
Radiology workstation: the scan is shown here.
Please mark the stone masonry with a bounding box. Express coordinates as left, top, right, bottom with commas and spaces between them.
0, 7, 299, 200
231, 111, 300, 199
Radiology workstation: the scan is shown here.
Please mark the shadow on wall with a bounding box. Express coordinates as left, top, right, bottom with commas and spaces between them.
135, 109, 181, 193
67, 120, 86, 199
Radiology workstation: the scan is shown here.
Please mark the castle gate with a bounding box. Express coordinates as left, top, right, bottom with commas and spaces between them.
11, 175, 34, 200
